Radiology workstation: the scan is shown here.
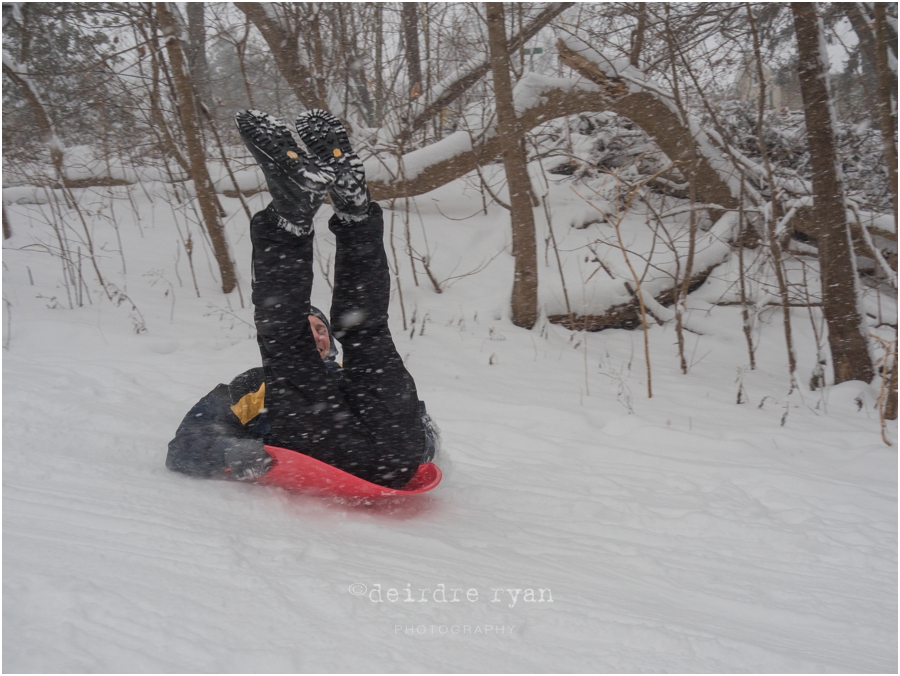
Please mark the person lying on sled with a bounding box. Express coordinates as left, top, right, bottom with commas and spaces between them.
167, 109, 439, 489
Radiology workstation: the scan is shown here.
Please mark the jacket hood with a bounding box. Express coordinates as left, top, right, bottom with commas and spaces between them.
309, 305, 339, 361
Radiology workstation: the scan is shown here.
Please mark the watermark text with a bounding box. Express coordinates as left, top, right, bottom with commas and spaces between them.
349, 583, 552, 608
394, 624, 515, 635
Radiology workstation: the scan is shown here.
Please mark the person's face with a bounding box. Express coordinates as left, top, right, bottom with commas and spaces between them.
309, 315, 331, 359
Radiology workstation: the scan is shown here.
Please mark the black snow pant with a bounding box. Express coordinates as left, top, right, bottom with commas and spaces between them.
250, 202, 425, 488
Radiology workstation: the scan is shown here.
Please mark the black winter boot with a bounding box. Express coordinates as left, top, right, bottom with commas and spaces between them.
295, 109, 369, 222
235, 110, 335, 235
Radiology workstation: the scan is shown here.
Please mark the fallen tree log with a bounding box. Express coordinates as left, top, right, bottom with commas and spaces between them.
367, 34, 743, 216
555, 35, 740, 215
367, 75, 617, 200
792, 206, 897, 272
547, 262, 718, 332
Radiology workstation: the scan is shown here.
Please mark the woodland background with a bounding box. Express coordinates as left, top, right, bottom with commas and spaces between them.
2, 1, 897, 423
2, 4, 898, 671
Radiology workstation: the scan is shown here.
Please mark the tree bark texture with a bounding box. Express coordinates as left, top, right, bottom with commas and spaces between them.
186, 3, 213, 109
157, 2, 236, 294
885, 349, 898, 421
630, 3, 647, 68
487, 2, 538, 330
839, 2, 881, 106
791, 2, 873, 384
234, 3, 323, 110
401, 3, 422, 99
859, 3, 898, 95
873, 3, 898, 231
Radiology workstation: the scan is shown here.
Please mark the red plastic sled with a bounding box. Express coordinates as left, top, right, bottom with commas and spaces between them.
257, 445, 442, 498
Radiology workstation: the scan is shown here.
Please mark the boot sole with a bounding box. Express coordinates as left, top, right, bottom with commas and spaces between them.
236, 110, 333, 195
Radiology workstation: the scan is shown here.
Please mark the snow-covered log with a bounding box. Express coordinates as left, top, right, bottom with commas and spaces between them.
548, 211, 739, 332
368, 32, 747, 213
366, 73, 616, 200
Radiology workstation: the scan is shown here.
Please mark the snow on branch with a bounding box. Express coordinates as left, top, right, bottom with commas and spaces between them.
367, 73, 610, 200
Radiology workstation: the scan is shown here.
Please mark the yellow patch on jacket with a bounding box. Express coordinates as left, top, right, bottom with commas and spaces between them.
231, 383, 265, 425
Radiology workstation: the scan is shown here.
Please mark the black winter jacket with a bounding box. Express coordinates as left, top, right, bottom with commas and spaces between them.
166, 365, 438, 479
167, 367, 272, 477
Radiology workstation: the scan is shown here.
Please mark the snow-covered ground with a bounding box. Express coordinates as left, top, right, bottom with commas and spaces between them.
3, 170, 896, 672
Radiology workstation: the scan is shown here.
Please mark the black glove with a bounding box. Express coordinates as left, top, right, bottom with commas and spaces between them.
235, 110, 336, 235
221, 438, 273, 481
295, 109, 369, 222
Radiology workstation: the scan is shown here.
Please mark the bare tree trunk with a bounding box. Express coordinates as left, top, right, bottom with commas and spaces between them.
839, 2, 881, 107
186, 3, 212, 110
401, 2, 573, 140
873, 3, 898, 231
487, 2, 538, 329
139, 9, 191, 173
885, 348, 898, 421
791, 3, 873, 384
308, 7, 329, 109
157, 2, 236, 294
234, 2, 320, 109
402, 2, 423, 99
182, 5, 225, 218
346, 9, 375, 126
630, 3, 647, 68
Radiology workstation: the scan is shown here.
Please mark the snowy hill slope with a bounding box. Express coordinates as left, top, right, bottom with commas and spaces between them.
3, 173, 896, 672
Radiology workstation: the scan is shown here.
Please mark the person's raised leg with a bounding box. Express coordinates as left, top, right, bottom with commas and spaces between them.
237, 111, 396, 483
297, 110, 426, 481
